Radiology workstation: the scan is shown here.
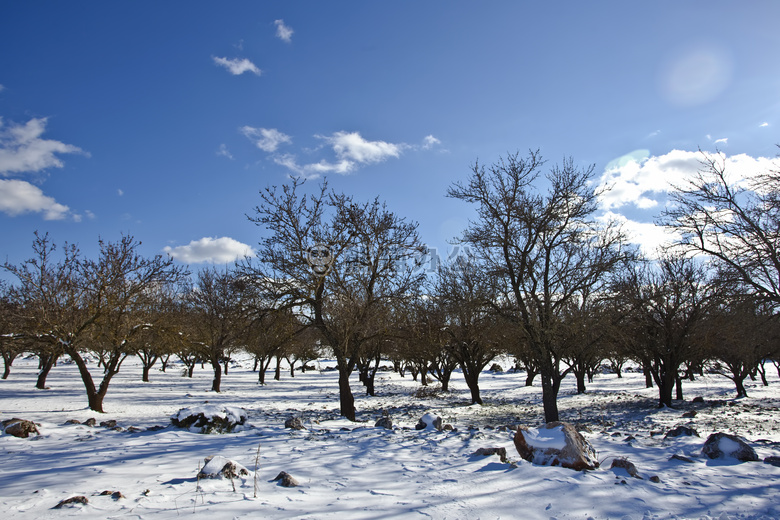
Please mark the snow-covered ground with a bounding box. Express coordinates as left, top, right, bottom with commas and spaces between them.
1, 355, 779, 520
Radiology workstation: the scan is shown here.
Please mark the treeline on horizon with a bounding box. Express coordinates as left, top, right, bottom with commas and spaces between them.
2, 150, 780, 423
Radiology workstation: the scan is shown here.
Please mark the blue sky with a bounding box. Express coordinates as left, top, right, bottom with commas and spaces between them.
1, 1, 779, 272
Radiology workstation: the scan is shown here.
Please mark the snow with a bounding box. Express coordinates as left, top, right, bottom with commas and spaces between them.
171, 404, 247, 424
2, 355, 780, 519
717, 436, 743, 457
524, 425, 567, 450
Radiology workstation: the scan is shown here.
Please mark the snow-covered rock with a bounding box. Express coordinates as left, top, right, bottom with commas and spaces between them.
198, 455, 250, 479
702, 432, 758, 462
170, 405, 247, 433
284, 416, 305, 430
415, 413, 442, 431
513, 421, 599, 471
1, 418, 40, 438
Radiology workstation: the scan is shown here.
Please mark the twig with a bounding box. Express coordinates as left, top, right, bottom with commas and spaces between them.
253, 441, 262, 498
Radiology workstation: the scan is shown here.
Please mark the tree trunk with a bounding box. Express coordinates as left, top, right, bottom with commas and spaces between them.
540, 365, 560, 423
440, 371, 451, 392
575, 369, 587, 394
734, 375, 748, 398
643, 365, 653, 388
36, 352, 59, 389
210, 356, 222, 392
756, 361, 768, 386
675, 376, 684, 401
66, 348, 126, 413
142, 364, 151, 383
337, 368, 356, 421
525, 370, 537, 387
274, 357, 281, 381
2, 352, 16, 379
655, 367, 675, 408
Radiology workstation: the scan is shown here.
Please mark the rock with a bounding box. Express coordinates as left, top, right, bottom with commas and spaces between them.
702, 432, 759, 462
1, 418, 40, 438
692, 396, 704, 403
65, 419, 81, 425
53, 496, 89, 509
272, 471, 299, 487
99, 420, 117, 428
763, 456, 780, 467
285, 416, 306, 430
198, 455, 250, 479
83, 418, 97, 427
610, 458, 641, 479
682, 411, 697, 418
649, 475, 661, 483
97, 490, 125, 500
513, 421, 599, 471
489, 363, 504, 373
375, 417, 393, 429
664, 426, 698, 439
170, 405, 247, 434
415, 413, 442, 431
669, 454, 695, 463
473, 447, 508, 463
443, 424, 454, 431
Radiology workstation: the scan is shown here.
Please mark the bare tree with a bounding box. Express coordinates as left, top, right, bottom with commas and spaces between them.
618, 253, 716, 408
448, 151, 629, 422
435, 255, 503, 404
704, 294, 778, 398
3, 232, 81, 389
247, 179, 425, 421
663, 151, 780, 307
186, 267, 250, 392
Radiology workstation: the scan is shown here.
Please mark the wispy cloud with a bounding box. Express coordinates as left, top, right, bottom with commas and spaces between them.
274, 20, 293, 43
714, 137, 728, 145
212, 56, 262, 76
217, 143, 234, 160
240, 126, 292, 152
163, 237, 256, 264
0, 178, 71, 220
422, 135, 442, 149
760, 122, 769, 127
247, 128, 436, 179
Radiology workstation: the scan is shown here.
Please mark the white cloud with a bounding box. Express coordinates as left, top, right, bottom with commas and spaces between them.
212, 56, 262, 76
714, 137, 728, 145
0, 178, 71, 220
273, 154, 352, 178
598, 149, 776, 211
274, 19, 293, 43
319, 131, 402, 164
422, 135, 441, 149
598, 211, 678, 258
163, 237, 256, 264
217, 143, 234, 160
240, 126, 292, 152
760, 122, 769, 127
117, 188, 124, 196
0, 117, 86, 175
